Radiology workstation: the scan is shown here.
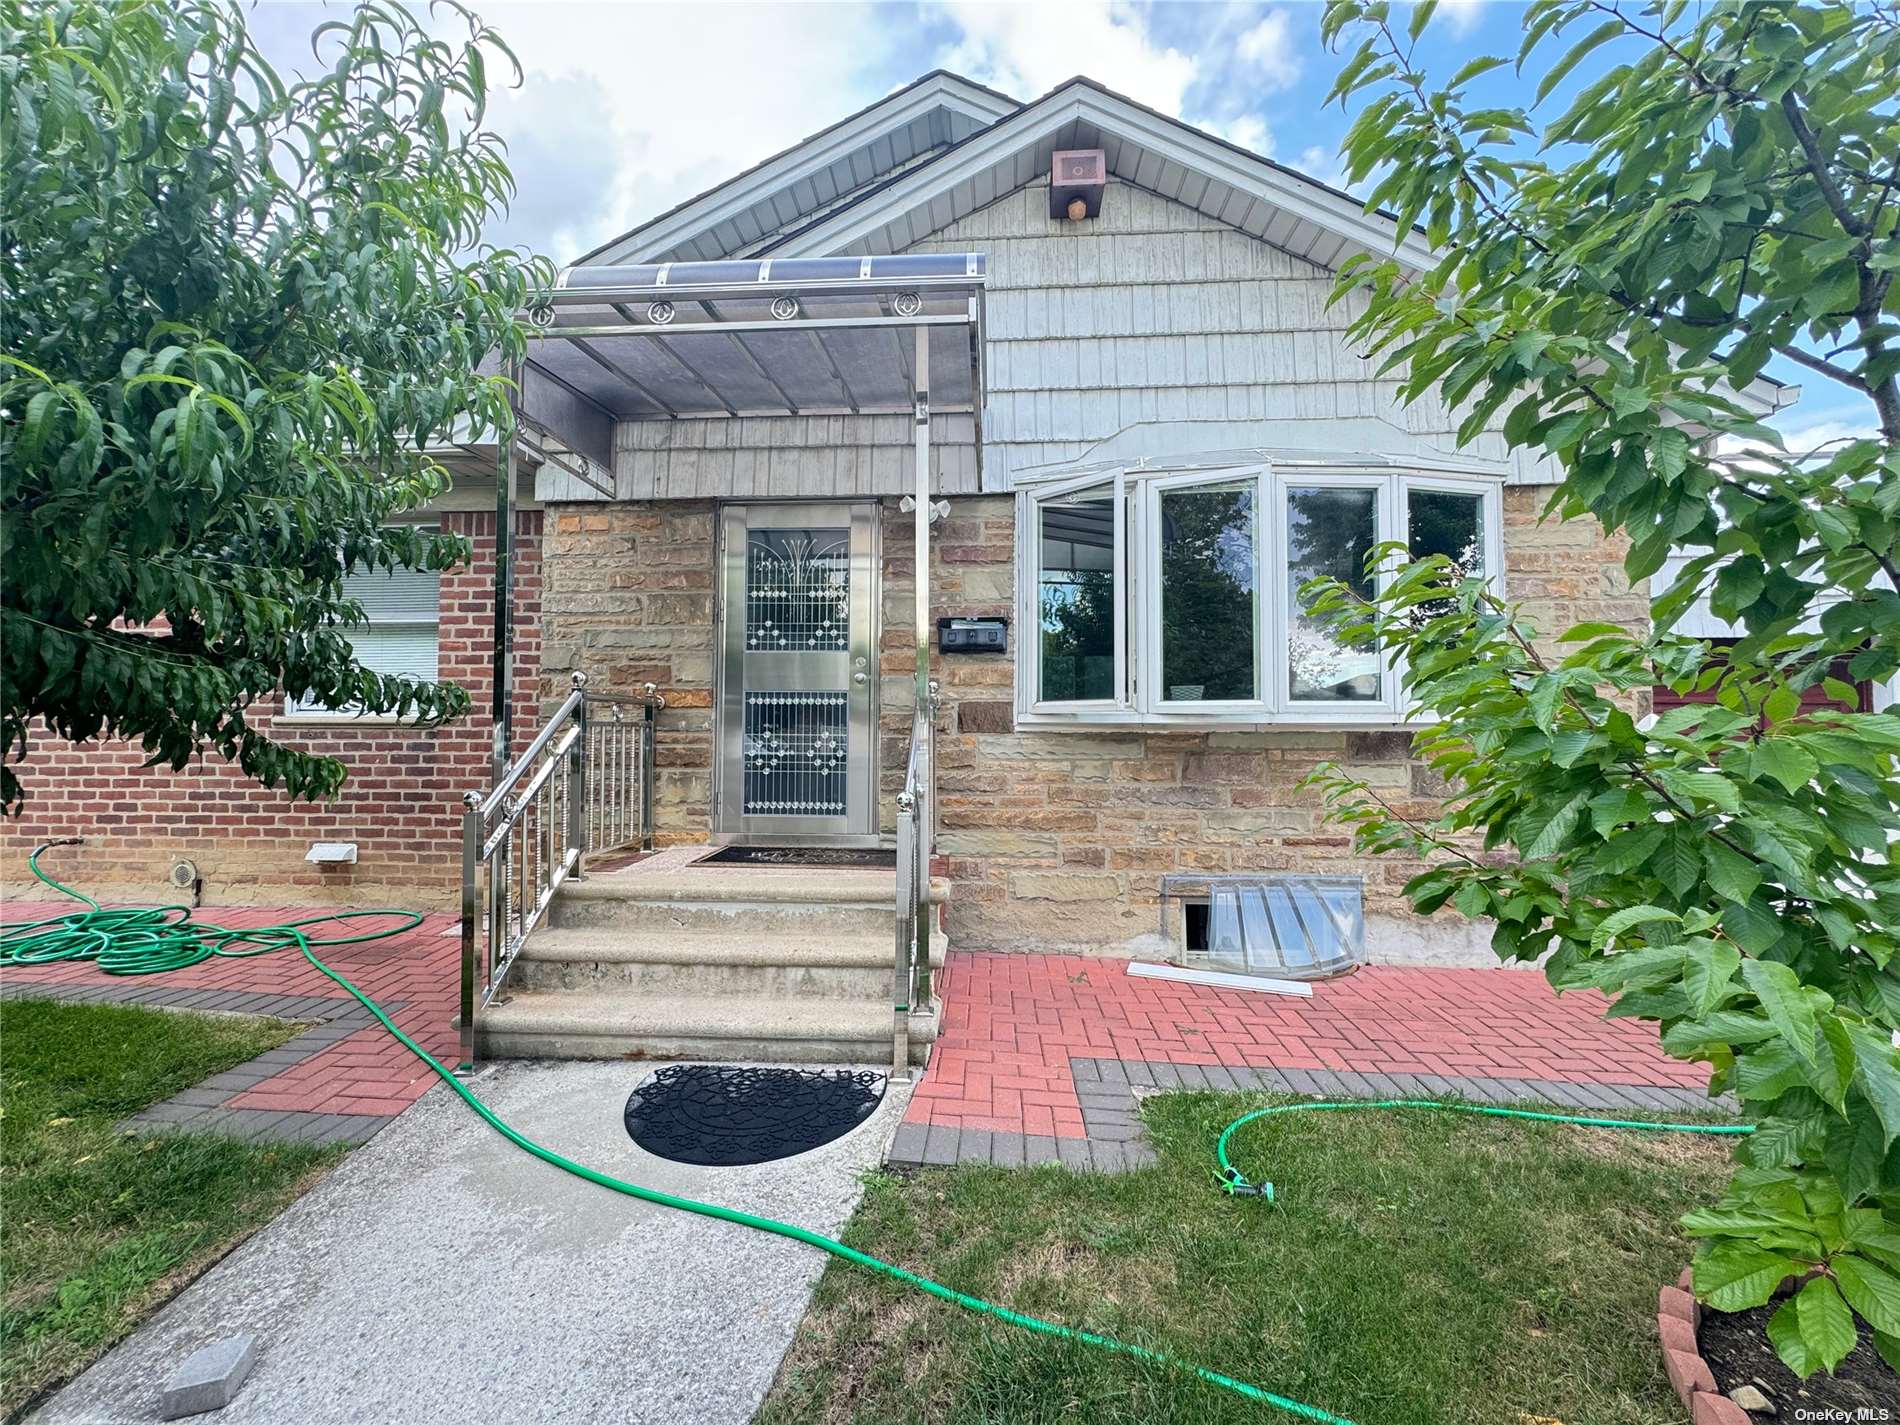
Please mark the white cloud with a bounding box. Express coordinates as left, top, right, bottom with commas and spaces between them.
935, 0, 1197, 117
1210, 114, 1274, 157
252, 1, 892, 264
242, 1, 1326, 263
1760, 406, 1885, 459
1295, 143, 1352, 189
1437, 0, 1489, 38
1235, 10, 1301, 92
477, 2, 891, 262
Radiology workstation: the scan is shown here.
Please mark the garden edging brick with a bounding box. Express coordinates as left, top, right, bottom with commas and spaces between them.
1660, 1266, 1752, 1425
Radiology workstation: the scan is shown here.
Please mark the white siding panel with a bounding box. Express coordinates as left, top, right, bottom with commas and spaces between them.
606, 165, 1540, 500
887, 177, 1525, 489
612, 413, 978, 499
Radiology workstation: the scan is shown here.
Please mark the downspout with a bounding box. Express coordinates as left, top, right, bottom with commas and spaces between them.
493, 353, 518, 784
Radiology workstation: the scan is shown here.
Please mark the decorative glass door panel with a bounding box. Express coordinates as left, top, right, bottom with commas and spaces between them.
716, 504, 878, 842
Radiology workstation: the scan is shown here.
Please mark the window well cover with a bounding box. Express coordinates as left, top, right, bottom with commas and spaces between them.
1164, 874, 1364, 980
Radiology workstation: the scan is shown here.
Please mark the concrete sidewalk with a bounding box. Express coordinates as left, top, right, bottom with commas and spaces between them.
34, 1060, 908, 1425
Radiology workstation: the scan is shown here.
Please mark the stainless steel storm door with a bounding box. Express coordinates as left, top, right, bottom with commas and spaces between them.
715, 503, 879, 843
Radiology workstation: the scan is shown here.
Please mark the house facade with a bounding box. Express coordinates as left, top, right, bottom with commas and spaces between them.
5, 71, 1796, 969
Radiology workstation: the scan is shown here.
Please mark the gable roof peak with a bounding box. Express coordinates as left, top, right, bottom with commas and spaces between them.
573, 69, 1018, 268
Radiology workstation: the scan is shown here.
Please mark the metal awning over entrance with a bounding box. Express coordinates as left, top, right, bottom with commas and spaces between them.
509, 254, 987, 480
484, 255, 988, 800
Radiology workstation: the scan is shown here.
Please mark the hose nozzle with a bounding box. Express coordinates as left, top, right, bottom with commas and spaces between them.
1216, 1167, 1275, 1201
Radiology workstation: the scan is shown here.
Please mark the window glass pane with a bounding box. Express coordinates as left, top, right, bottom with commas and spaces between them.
343, 565, 439, 622
1037, 488, 1116, 702
1286, 485, 1380, 702
285, 627, 438, 715
746, 527, 850, 651
1160, 479, 1257, 702
1407, 487, 1485, 576
289, 529, 441, 715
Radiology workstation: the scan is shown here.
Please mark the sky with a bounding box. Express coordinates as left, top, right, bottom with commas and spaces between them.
242, 0, 1869, 446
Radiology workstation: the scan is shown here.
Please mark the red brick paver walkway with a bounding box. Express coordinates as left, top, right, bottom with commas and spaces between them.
1, 901, 459, 1119
908, 952, 1710, 1139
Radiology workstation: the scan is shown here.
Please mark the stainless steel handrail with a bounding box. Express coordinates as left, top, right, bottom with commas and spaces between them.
458, 672, 664, 1070
891, 679, 940, 1074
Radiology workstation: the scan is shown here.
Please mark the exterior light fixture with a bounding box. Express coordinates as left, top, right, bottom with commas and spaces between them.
770, 295, 800, 321
646, 300, 676, 325
892, 291, 923, 317
1050, 148, 1107, 220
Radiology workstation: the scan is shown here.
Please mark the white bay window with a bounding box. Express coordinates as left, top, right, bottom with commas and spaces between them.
1016, 463, 1502, 727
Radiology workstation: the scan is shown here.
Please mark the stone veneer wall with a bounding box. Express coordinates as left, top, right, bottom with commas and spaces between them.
882, 486, 1646, 958
539, 501, 717, 845
542, 487, 1644, 960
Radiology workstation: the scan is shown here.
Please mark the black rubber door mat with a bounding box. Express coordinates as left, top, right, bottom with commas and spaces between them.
624, 1064, 886, 1166
696, 846, 895, 869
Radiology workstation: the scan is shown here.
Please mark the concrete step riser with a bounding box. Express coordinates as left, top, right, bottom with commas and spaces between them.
551, 898, 893, 936
477, 1027, 931, 1066
512, 957, 899, 1001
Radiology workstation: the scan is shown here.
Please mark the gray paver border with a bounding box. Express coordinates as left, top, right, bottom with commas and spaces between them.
886, 1055, 1733, 1172
1, 979, 404, 1146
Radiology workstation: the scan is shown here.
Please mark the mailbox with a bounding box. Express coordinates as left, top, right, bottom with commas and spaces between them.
937, 617, 1007, 654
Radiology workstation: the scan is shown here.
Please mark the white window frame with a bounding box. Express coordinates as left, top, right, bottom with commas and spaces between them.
280, 527, 443, 723
1398, 474, 1505, 588
1013, 462, 1504, 730
1018, 470, 1129, 716
1144, 466, 1270, 718
1274, 468, 1394, 717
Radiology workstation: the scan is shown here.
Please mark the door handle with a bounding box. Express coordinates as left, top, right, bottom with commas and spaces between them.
853, 672, 868, 685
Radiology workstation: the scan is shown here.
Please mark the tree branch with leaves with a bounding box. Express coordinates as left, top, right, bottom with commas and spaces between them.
0, 0, 553, 811
1313, 0, 1900, 1376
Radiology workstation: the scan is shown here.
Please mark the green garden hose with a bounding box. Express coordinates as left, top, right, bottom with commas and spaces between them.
0, 842, 1351, 1425
1, 842, 1759, 1424
1213, 1097, 1754, 1202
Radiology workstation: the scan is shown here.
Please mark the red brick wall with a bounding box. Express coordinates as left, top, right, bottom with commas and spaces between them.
0, 510, 543, 911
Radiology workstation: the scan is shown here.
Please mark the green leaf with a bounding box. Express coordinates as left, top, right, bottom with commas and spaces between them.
1795, 1274, 1859, 1372
1703, 839, 1762, 905
1765, 685, 1802, 725
1658, 769, 1743, 815
1588, 787, 1647, 837
1683, 942, 1742, 1017
1767, 1294, 1824, 1375
1847, 1024, 1900, 1146
1696, 1241, 1803, 1310
1654, 831, 1704, 897
1741, 1114, 1826, 1170
1722, 895, 1786, 956
1590, 905, 1680, 953
1597, 824, 1665, 874
1742, 960, 1824, 1064
1825, 1111, 1889, 1203
1752, 740, 1821, 793
1835, 1255, 1900, 1335
1812, 1018, 1857, 1114
1525, 790, 1588, 860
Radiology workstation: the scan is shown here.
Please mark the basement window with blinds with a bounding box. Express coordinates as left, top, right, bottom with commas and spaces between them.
1015, 465, 1504, 728
283, 532, 443, 719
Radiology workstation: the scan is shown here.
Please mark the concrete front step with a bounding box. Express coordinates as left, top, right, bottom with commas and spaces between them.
550, 865, 951, 936
512, 926, 948, 1001
476, 989, 938, 1065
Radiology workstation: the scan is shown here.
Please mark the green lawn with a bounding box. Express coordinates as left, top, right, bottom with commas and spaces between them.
759, 1091, 1736, 1425
0, 997, 342, 1420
